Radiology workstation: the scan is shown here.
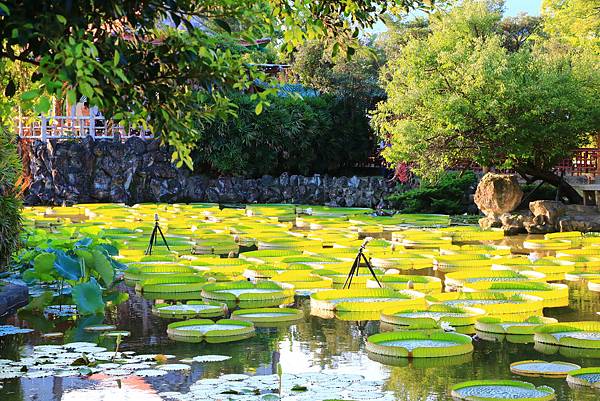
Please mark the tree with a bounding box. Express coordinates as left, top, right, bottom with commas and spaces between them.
0, 0, 433, 168
542, 0, 600, 53
291, 41, 384, 108
371, 0, 600, 203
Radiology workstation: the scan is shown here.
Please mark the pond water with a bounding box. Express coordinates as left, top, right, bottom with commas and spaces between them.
1, 278, 600, 401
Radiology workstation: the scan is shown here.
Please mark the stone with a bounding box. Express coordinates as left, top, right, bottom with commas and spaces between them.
474, 173, 523, 217
479, 216, 502, 230
529, 200, 566, 225
499, 211, 532, 235
558, 215, 600, 233
20, 138, 394, 207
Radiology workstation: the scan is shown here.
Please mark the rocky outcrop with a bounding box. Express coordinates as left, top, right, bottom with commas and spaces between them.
0, 282, 29, 317
474, 173, 523, 217
19, 138, 393, 207
482, 199, 600, 235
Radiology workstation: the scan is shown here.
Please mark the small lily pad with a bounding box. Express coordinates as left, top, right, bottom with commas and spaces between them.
192, 355, 232, 363
0, 325, 34, 336
83, 324, 117, 332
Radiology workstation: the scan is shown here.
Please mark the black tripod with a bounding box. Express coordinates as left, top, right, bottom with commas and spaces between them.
343, 237, 382, 289
145, 213, 170, 255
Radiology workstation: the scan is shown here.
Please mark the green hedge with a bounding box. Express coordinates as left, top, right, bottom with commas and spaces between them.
387, 171, 476, 214
192, 94, 372, 176
0, 127, 21, 271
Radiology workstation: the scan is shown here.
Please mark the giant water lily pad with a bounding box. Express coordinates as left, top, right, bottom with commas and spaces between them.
367, 331, 473, 359
152, 301, 227, 319
167, 319, 255, 343
451, 380, 556, 400
510, 360, 580, 378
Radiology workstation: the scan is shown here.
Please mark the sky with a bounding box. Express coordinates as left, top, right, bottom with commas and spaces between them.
366, 0, 543, 36
505, 0, 541, 16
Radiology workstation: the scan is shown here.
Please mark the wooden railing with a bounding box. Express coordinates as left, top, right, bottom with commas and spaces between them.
15, 115, 153, 141
555, 148, 600, 177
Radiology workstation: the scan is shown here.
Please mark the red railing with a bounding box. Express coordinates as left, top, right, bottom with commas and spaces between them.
554, 148, 600, 176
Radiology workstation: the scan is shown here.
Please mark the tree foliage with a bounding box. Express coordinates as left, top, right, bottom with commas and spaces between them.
0, 0, 433, 169
193, 94, 372, 176
542, 0, 600, 52
372, 0, 600, 202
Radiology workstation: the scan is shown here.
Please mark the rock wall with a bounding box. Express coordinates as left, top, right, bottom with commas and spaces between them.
19, 138, 394, 207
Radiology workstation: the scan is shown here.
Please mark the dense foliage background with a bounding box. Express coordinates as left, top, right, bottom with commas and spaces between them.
193, 94, 373, 177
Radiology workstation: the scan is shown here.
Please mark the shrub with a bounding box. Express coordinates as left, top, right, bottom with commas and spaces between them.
387, 171, 477, 214
521, 182, 557, 202
192, 94, 372, 176
0, 126, 22, 271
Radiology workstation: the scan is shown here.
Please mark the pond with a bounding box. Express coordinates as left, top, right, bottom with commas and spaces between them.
1, 204, 600, 401
0, 282, 598, 401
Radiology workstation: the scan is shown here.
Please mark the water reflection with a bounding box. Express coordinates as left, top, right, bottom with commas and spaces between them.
1, 281, 600, 401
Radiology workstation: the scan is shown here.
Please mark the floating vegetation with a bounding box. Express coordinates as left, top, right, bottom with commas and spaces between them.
167, 319, 255, 343
475, 316, 558, 335
461, 282, 569, 308
366, 331, 473, 358
444, 270, 546, 289
534, 321, 600, 349
152, 301, 227, 319
83, 324, 117, 332
427, 292, 544, 319
202, 281, 294, 308
369, 274, 442, 293
310, 288, 425, 312
509, 360, 580, 378
451, 380, 556, 400
381, 304, 485, 329
566, 367, 600, 389
191, 355, 231, 363
161, 371, 393, 401
0, 325, 34, 336
0, 340, 198, 380
231, 307, 304, 325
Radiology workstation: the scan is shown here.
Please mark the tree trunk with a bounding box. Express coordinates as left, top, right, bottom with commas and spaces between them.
516, 166, 583, 204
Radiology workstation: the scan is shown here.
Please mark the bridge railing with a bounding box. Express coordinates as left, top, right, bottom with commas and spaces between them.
15, 115, 153, 141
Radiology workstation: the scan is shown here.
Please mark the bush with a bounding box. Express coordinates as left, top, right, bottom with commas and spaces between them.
192, 94, 372, 176
521, 182, 557, 202
0, 127, 22, 270
387, 171, 477, 214
0, 192, 21, 269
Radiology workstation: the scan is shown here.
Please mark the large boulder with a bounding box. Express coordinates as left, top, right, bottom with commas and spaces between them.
529, 200, 566, 225
474, 173, 523, 217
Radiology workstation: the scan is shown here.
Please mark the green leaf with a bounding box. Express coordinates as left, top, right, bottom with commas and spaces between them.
214, 19, 231, 33
20, 89, 39, 101
255, 102, 263, 115
72, 278, 105, 315
34, 252, 56, 276
21, 291, 54, 312
103, 291, 129, 306
113, 50, 120, 67
54, 251, 83, 281
35, 96, 51, 114
56, 14, 66, 25
0, 2, 10, 16
91, 249, 114, 286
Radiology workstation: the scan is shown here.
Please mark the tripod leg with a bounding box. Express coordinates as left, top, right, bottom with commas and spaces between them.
157, 225, 171, 251
345, 253, 361, 289
146, 227, 157, 255
343, 255, 359, 289
361, 252, 382, 288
